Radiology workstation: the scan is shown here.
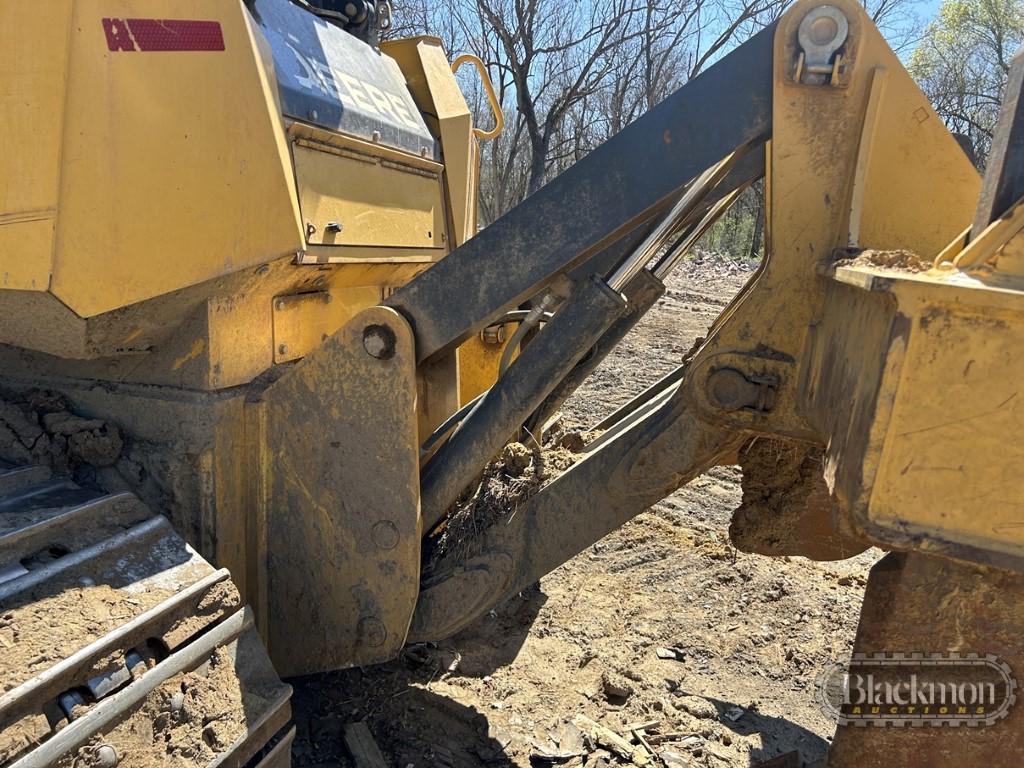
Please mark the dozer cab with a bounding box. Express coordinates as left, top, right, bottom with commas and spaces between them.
1, 0, 1022, 765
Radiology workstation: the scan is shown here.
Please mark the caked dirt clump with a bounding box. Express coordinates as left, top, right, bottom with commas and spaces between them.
730, 438, 825, 555
0, 390, 122, 476
835, 248, 931, 273
0, 389, 197, 538
731, 438, 871, 562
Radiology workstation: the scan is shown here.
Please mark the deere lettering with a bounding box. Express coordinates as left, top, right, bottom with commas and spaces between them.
284, 42, 421, 131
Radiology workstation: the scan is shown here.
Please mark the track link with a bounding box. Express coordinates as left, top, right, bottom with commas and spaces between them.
0, 462, 293, 767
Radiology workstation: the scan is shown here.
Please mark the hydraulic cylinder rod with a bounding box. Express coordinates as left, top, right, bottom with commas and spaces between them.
526, 269, 666, 436
652, 186, 747, 279
606, 152, 742, 291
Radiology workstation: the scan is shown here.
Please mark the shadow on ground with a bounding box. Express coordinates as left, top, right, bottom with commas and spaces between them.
679, 691, 830, 767
289, 586, 546, 766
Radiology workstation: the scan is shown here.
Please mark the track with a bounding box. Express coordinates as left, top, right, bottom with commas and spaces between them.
0, 462, 292, 768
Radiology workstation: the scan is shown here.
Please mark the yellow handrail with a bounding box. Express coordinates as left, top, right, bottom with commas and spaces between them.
451, 54, 504, 141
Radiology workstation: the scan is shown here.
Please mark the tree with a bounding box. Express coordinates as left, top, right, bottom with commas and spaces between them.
390, 0, 922, 249
462, 0, 793, 217
910, 0, 1024, 168
862, 0, 926, 51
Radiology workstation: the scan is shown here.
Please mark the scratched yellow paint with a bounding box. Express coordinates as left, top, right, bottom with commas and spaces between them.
871, 285, 1024, 555
173, 339, 207, 371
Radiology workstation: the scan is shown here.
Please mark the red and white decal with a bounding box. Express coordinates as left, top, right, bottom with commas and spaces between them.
102, 18, 225, 52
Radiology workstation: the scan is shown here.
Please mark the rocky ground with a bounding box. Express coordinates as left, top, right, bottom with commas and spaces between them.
290, 254, 881, 768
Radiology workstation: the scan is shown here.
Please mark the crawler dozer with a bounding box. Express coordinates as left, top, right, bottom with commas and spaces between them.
1, 0, 1022, 765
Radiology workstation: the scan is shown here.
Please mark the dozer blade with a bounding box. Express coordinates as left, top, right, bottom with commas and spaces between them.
0, 462, 293, 768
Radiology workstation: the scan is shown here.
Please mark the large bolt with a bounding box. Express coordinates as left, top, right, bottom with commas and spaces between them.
706, 368, 763, 412
481, 324, 507, 345
357, 616, 388, 647
362, 324, 396, 360
96, 744, 119, 768
372, 520, 400, 550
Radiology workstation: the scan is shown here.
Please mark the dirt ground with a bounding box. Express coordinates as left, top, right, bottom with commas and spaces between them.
290, 255, 881, 768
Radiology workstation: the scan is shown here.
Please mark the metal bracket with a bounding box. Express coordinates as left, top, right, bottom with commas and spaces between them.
480, 324, 507, 345
795, 5, 849, 86
262, 306, 421, 674
689, 353, 793, 431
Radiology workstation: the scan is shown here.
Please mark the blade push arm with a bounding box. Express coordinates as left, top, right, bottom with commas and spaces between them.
406, 0, 984, 642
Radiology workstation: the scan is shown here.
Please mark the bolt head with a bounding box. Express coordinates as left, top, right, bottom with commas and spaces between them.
362, 324, 396, 360
96, 744, 119, 767
706, 368, 758, 412
372, 520, 400, 550
278, 343, 289, 356
274, 299, 286, 311
357, 616, 388, 647
481, 325, 507, 345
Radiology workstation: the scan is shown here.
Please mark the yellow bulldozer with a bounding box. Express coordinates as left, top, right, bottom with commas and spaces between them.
1, 0, 1022, 765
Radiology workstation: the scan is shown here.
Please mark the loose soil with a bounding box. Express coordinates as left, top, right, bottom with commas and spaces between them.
834, 249, 931, 273
0, 582, 176, 695
61, 648, 279, 768
291, 255, 881, 768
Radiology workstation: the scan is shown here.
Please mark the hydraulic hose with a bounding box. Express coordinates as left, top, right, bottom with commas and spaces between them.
498, 294, 557, 375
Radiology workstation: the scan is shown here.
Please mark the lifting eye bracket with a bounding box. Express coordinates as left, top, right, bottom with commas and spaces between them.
794, 4, 849, 86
